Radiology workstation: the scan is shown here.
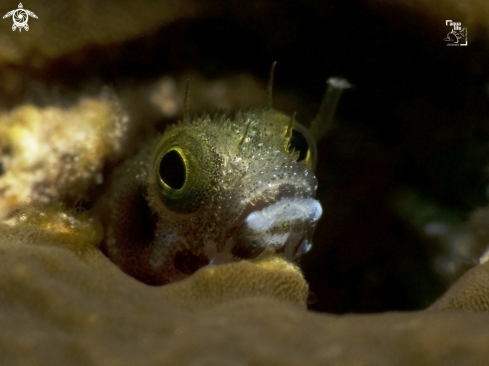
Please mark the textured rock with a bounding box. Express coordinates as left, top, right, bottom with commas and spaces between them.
2, 228, 489, 365
0, 91, 128, 214
0, 0, 204, 66
431, 260, 489, 312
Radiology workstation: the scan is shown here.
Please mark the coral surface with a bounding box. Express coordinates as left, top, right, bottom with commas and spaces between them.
0, 0, 203, 66
431, 260, 489, 311
1, 226, 489, 365
0, 92, 128, 216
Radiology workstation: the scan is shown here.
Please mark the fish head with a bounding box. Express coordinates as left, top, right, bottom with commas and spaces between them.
144, 106, 321, 275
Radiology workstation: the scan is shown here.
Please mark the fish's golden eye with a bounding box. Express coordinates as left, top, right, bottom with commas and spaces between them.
289, 129, 309, 162
151, 129, 221, 214
159, 150, 186, 190
154, 144, 201, 214
289, 121, 317, 170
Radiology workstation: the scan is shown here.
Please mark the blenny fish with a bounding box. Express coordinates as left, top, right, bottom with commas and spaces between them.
100, 70, 350, 285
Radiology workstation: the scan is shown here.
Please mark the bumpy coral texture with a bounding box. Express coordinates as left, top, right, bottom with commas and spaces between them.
2, 224, 489, 365
0, 0, 202, 66
0, 91, 128, 217
430, 260, 489, 311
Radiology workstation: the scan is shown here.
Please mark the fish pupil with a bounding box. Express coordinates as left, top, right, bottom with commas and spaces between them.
159, 150, 186, 190
289, 129, 309, 162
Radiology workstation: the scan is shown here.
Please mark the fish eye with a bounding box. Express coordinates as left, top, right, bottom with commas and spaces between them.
289, 129, 309, 162
288, 122, 317, 170
151, 130, 219, 214
153, 144, 201, 214
159, 150, 186, 190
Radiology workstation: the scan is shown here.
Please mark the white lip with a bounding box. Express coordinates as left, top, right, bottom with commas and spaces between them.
243, 198, 322, 232
240, 197, 322, 258
208, 196, 322, 264
225, 183, 307, 236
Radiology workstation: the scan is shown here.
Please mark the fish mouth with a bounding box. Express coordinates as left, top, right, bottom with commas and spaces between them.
211, 186, 322, 264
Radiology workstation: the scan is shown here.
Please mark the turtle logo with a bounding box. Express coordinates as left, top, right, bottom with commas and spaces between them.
2, 3, 37, 32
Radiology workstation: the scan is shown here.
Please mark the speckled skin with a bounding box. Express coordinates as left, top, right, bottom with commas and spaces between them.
101, 108, 320, 285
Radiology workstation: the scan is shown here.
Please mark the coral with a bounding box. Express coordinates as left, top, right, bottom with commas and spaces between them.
164, 248, 310, 310
0, 203, 102, 256
149, 73, 269, 117
2, 227, 489, 365
0, 0, 204, 66
430, 260, 489, 312
0, 91, 128, 216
